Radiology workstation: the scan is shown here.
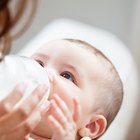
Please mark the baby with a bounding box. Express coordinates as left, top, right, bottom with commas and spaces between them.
30, 39, 123, 140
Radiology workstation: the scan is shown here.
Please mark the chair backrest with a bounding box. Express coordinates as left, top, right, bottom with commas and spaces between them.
18, 19, 140, 140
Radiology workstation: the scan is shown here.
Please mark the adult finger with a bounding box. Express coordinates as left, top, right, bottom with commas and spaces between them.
1, 107, 42, 140
0, 84, 48, 135
0, 83, 26, 117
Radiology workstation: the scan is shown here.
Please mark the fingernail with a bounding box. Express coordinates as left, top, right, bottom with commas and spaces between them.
50, 99, 55, 105
40, 100, 50, 111
39, 84, 48, 92
73, 97, 78, 103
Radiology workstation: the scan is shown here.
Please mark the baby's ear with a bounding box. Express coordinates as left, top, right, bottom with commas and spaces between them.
78, 115, 107, 139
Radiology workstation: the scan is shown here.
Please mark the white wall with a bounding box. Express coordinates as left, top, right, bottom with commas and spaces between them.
12, 0, 136, 53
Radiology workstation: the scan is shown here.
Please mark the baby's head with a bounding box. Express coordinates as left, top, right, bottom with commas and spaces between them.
31, 39, 123, 139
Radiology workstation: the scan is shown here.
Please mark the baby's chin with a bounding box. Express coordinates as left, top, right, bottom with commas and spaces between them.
32, 113, 53, 139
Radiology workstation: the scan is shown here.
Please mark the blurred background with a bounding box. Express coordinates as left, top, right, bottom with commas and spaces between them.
11, 0, 140, 65
9, 0, 140, 139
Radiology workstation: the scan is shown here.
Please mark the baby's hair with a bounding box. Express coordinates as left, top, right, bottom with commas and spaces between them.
64, 39, 123, 135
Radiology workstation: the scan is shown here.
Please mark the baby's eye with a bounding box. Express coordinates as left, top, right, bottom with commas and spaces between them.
35, 60, 44, 67
60, 71, 74, 82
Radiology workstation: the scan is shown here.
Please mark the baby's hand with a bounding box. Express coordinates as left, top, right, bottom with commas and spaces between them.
48, 94, 81, 140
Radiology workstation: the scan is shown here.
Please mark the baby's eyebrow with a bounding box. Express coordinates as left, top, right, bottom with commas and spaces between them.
32, 53, 50, 61
63, 64, 83, 78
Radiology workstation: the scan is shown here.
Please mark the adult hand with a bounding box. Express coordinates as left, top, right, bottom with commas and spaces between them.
0, 83, 49, 140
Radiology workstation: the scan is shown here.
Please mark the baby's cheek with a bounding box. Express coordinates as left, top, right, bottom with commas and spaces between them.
77, 100, 91, 127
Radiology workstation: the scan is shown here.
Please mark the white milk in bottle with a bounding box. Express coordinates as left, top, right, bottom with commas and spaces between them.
0, 55, 50, 107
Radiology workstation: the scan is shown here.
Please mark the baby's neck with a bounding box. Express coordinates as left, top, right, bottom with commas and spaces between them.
30, 133, 50, 140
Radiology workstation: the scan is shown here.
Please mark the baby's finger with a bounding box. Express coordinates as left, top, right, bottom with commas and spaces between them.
73, 98, 81, 123
0, 83, 26, 117
53, 94, 73, 122
48, 115, 64, 136
50, 99, 68, 129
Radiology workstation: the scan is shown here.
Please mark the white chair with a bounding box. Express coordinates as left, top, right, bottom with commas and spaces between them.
18, 19, 140, 140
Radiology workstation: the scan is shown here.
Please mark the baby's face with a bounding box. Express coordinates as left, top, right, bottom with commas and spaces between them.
31, 40, 103, 139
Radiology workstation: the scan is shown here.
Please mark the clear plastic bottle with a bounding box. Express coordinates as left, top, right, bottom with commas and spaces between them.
0, 55, 50, 107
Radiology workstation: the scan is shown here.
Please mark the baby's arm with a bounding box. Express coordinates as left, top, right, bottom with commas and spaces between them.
48, 94, 81, 140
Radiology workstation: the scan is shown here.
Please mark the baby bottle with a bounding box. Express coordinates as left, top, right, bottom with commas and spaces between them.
0, 55, 50, 107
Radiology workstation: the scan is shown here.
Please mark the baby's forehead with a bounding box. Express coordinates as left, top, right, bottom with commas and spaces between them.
41, 39, 106, 69
38, 39, 106, 72
47, 40, 102, 62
